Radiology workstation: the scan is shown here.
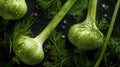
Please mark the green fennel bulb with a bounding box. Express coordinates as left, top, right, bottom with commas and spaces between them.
68, 0, 104, 51
0, 0, 27, 20
13, 0, 76, 65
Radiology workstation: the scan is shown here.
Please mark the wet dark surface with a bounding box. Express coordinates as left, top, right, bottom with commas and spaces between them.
0, 0, 120, 67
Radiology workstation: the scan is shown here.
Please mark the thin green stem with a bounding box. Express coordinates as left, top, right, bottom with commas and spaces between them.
94, 0, 120, 67
85, 0, 97, 28
87, 0, 97, 21
35, 0, 76, 44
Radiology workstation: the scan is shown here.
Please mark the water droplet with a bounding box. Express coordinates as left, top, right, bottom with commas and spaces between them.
102, 4, 106, 8
34, 12, 38, 16
16, 12, 18, 14
104, 14, 107, 17
101, 4, 109, 11
21, 44, 24, 47
18, 50, 21, 53
62, 35, 66, 38
61, 20, 68, 29
6, 1, 8, 3
63, 20, 67, 24
78, 36, 81, 39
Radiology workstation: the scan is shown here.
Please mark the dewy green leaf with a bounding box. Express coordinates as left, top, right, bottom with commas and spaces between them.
46, 31, 97, 67
108, 38, 120, 56
36, 0, 54, 10
68, 0, 88, 21
36, 0, 88, 20
47, 0, 62, 18
97, 18, 109, 30
12, 15, 36, 39
98, 37, 120, 67
46, 31, 68, 67
36, 0, 62, 18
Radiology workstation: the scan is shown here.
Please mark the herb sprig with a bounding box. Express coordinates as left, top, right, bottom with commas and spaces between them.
36, 0, 88, 21
45, 31, 97, 67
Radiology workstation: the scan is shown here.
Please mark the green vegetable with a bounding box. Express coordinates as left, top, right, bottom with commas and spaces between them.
0, 0, 28, 20
46, 31, 92, 67
12, 0, 76, 65
68, 0, 104, 51
11, 14, 36, 65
